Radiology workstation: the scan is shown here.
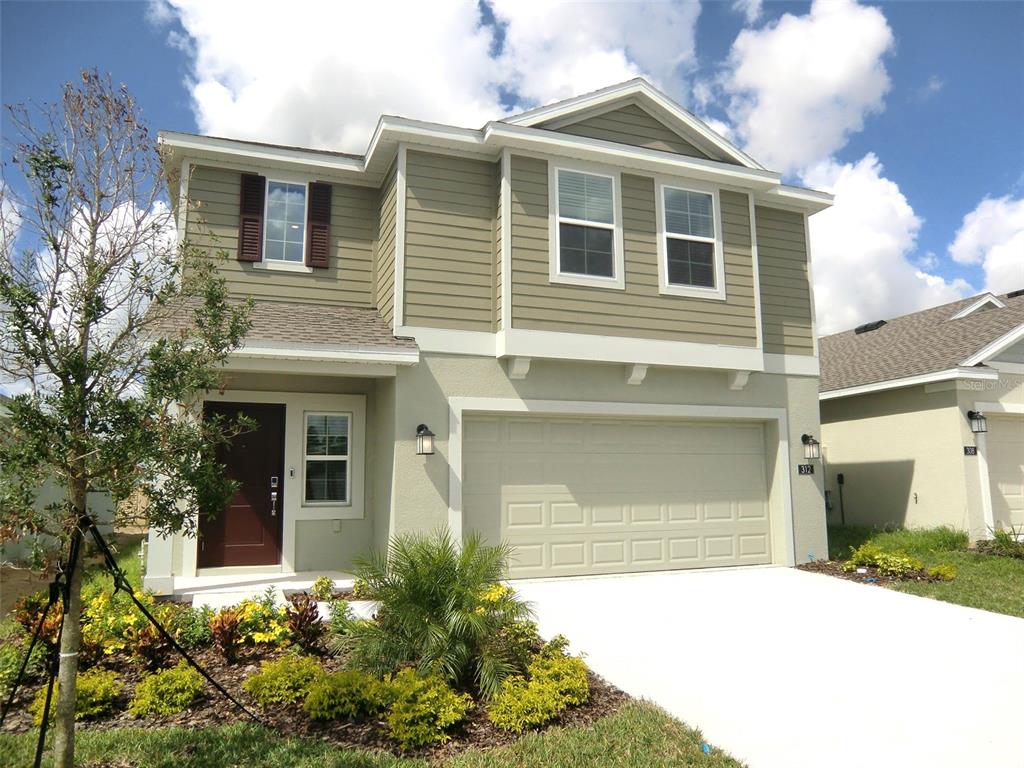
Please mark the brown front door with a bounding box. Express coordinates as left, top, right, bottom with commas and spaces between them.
198, 402, 285, 568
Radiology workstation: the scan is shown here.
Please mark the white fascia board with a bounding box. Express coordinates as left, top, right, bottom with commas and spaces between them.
950, 293, 1007, 320
396, 326, 498, 356
158, 131, 364, 174
961, 322, 1024, 366
756, 185, 833, 215
819, 367, 999, 401
763, 353, 819, 377
233, 341, 419, 366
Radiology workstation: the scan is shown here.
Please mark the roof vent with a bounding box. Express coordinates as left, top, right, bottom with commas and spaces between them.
1006, 288, 1024, 299
854, 320, 887, 335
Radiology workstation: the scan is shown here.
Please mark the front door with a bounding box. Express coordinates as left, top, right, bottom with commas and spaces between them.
198, 402, 285, 568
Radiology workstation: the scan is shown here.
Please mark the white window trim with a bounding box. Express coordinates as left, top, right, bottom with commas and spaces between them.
262, 177, 309, 266
548, 161, 625, 290
655, 177, 726, 300
302, 410, 352, 507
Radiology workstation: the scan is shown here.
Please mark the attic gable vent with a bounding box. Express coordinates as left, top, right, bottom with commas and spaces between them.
1007, 288, 1024, 299
854, 320, 887, 335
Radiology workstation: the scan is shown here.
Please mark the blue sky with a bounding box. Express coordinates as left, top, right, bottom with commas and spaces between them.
2, 0, 1022, 333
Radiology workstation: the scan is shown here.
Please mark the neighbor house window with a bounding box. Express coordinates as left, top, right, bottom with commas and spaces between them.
550, 167, 624, 288
657, 182, 725, 299
264, 180, 308, 263
304, 413, 350, 504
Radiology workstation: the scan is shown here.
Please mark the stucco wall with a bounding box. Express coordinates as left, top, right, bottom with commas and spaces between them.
389, 353, 827, 565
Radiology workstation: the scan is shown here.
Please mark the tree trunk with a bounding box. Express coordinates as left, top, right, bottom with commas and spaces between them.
51, 483, 87, 768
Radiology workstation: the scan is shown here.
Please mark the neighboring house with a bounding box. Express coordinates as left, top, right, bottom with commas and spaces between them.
819, 291, 1024, 538
143, 79, 832, 596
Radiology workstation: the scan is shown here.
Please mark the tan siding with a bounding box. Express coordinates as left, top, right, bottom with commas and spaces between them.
494, 162, 504, 330
185, 164, 376, 307
403, 150, 498, 332
545, 103, 716, 160
509, 155, 757, 345
755, 206, 814, 355
375, 162, 398, 326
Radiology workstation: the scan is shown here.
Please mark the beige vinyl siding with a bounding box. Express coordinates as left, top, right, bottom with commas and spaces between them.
375, 162, 398, 325
755, 206, 814, 355
403, 150, 498, 332
185, 164, 376, 306
509, 155, 757, 345
544, 103, 715, 161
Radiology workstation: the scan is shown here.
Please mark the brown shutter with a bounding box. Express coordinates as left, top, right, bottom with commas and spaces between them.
238, 173, 265, 262
306, 182, 332, 269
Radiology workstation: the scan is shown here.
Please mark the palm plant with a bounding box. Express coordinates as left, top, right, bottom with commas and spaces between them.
340, 530, 534, 698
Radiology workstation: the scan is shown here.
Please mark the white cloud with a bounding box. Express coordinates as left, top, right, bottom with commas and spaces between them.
914, 74, 945, 102
722, 0, 893, 175
490, 0, 702, 108
732, 0, 762, 25
949, 196, 1024, 295
802, 154, 970, 334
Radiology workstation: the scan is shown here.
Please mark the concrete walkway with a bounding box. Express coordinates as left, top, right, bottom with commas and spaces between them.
514, 567, 1024, 768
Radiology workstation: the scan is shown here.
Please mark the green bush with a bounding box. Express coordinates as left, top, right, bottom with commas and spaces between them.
302, 669, 392, 721
488, 644, 590, 733
172, 605, 214, 650
0, 621, 45, 697
327, 600, 357, 637
31, 668, 123, 725
927, 564, 957, 581
243, 654, 323, 707
529, 647, 589, 706
843, 543, 924, 577
385, 668, 472, 750
311, 576, 335, 601
129, 661, 205, 716
343, 531, 533, 697
986, 527, 1024, 559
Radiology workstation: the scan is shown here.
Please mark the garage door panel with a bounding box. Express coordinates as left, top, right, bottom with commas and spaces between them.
987, 416, 1024, 528
463, 414, 773, 577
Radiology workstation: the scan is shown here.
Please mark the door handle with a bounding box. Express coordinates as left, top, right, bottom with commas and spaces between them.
270, 490, 278, 517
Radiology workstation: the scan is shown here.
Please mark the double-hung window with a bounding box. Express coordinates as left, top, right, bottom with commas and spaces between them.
657, 182, 725, 299
304, 413, 350, 505
264, 180, 308, 264
550, 166, 624, 289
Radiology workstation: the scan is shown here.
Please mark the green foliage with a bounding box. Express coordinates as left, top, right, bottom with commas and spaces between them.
829, 526, 968, 560
31, 668, 123, 725
327, 600, 358, 638
529, 645, 589, 706
310, 577, 335, 601
385, 668, 472, 750
350, 577, 371, 599
209, 608, 242, 663
236, 589, 291, 647
495, 620, 542, 672
302, 669, 393, 722
285, 593, 326, 652
343, 531, 533, 697
243, 655, 323, 707
172, 604, 214, 651
927, 564, 957, 581
843, 543, 924, 577
984, 527, 1024, 559
488, 643, 590, 734
129, 661, 205, 717
0, 621, 45, 697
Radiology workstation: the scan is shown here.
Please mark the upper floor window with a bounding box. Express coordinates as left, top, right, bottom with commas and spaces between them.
549, 165, 624, 289
264, 181, 307, 263
656, 181, 725, 300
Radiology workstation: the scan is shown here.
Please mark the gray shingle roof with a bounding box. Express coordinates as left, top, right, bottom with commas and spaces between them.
149, 298, 417, 352
819, 291, 1024, 393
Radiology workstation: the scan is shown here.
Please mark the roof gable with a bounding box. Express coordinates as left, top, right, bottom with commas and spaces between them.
504, 79, 763, 170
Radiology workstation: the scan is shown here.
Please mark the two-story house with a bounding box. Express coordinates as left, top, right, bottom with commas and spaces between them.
144, 79, 832, 597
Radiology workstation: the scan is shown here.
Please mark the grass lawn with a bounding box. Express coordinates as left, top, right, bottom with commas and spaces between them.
828, 526, 1024, 618
0, 701, 744, 768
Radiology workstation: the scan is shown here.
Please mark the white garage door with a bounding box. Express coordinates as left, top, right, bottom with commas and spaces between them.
987, 415, 1024, 529
462, 413, 773, 578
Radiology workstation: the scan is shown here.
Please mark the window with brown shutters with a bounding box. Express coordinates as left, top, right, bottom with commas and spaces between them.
238, 173, 266, 262
306, 182, 332, 269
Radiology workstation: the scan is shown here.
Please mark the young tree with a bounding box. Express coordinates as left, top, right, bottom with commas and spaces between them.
0, 70, 250, 767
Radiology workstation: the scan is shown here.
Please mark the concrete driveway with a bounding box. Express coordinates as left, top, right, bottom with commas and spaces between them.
513, 567, 1024, 768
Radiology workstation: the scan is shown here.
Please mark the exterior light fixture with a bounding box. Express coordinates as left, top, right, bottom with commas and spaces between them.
801, 434, 821, 461
967, 410, 988, 434
415, 424, 436, 456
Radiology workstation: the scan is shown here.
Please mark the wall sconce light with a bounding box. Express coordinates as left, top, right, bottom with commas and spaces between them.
801, 434, 821, 460
967, 410, 988, 434
415, 424, 435, 455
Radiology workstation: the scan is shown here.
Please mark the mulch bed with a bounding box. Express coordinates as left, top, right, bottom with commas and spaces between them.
0, 644, 630, 763
797, 559, 946, 586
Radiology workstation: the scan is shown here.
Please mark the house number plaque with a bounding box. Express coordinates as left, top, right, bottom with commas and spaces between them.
798, 464, 814, 475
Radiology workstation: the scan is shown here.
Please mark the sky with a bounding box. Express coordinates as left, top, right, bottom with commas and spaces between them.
2, 0, 1022, 335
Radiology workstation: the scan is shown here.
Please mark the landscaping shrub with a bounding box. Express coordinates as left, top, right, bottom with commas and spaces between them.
12, 591, 61, 648
31, 668, 123, 724
236, 589, 291, 646
310, 576, 335, 601
981, 527, 1024, 559
172, 604, 214, 650
129, 661, 205, 716
327, 599, 358, 637
209, 607, 243, 663
302, 669, 392, 721
927, 564, 957, 581
285, 593, 326, 652
0, 621, 44, 697
243, 654, 324, 707
843, 543, 924, 577
385, 668, 472, 750
343, 531, 533, 697
496, 620, 542, 671
529, 645, 589, 706
488, 640, 590, 733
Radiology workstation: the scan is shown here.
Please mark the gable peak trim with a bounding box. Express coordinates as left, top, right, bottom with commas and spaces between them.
949, 292, 1007, 320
